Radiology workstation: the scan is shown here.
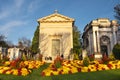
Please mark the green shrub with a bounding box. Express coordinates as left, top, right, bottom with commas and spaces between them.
54, 56, 62, 68
83, 56, 89, 67
109, 53, 115, 61
112, 43, 120, 59
74, 53, 79, 60
102, 53, 109, 64
89, 54, 94, 61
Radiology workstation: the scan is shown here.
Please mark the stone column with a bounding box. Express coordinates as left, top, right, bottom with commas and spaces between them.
97, 31, 100, 52
88, 34, 91, 54
93, 31, 97, 53
113, 27, 117, 45
110, 33, 113, 51
112, 20, 118, 45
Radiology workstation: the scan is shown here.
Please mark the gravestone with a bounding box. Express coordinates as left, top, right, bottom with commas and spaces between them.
0, 47, 7, 59
8, 47, 21, 61
82, 49, 87, 59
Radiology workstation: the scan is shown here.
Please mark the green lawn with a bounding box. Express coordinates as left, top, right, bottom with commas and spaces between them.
0, 64, 120, 80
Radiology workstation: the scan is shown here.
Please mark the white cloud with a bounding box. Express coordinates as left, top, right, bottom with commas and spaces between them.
0, 20, 27, 36
28, 0, 43, 12
0, 0, 25, 20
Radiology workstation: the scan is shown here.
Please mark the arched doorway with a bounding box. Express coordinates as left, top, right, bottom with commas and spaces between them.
100, 36, 110, 56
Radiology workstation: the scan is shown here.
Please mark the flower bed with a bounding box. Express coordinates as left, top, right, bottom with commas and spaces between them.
0, 60, 45, 76
1, 59, 120, 76
41, 60, 120, 76
0, 66, 31, 76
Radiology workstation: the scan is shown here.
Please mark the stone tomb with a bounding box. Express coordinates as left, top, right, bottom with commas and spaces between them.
8, 47, 21, 61
38, 11, 74, 62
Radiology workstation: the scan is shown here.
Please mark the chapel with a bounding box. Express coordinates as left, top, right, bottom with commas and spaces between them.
37, 11, 74, 62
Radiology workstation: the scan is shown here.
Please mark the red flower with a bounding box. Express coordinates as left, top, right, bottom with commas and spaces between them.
68, 70, 72, 74
77, 68, 81, 72
107, 64, 112, 69
41, 72, 45, 76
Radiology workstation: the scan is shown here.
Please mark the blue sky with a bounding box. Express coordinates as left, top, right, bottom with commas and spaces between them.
0, 0, 119, 45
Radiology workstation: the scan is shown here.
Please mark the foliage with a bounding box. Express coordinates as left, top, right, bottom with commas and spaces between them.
102, 54, 110, 64
83, 56, 89, 67
114, 4, 120, 23
0, 41, 8, 47
18, 37, 31, 48
2, 56, 9, 62
88, 54, 94, 61
108, 53, 115, 61
74, 53, 79, 60
73, 26, 82, 54
31, 26, 39, 54
10, 58, 21, 68
22, 54, 27, 61
0, 35, 8, 47
112, 43, 120, 59
54, 56, 62, 68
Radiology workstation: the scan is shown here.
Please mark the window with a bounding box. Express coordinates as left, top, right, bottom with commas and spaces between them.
52, 39, 60, 56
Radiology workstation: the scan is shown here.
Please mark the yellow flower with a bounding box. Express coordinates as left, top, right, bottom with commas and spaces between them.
12, 69, 18, 75
88, 65, 96, 72
81, 67, 88, 72
44, 71, 52, 76
24, 61, 29, 65
6, 70, 12, 74
70, 67, 78, 73
28, 64, 34, 69
3, 67, 11, 70
51, 71, 59, 75
0, 69, 4, 74
4, 61, 10, 66
0, 66, 3, 69
21, 70, 29, 76
21, 68, 30, 76
62, 69, 69, 74
116, 61, 119, 64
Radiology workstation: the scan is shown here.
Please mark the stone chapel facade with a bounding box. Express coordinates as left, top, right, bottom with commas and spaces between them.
82, 18, 119, 57
37, 11, 74, 62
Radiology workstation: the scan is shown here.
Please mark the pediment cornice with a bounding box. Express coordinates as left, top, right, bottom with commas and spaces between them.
37, 13, 74, 23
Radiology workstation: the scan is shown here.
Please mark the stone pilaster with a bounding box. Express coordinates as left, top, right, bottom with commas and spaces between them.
97, 31, 100, 52
93, 31, 97, 53
113, 27, 117, 45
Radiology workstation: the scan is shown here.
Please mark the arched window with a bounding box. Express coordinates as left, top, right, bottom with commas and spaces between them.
100, 36, 110, 44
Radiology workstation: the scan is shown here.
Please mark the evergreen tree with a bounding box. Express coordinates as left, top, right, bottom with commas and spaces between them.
31, 26, 39, 54
73, 26, 82, 54
112, 43, 120, 59
114, 4, 120, 23
0, 35, 8, 47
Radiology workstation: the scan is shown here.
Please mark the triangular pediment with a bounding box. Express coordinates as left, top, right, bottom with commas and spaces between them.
37, 13, 74, 23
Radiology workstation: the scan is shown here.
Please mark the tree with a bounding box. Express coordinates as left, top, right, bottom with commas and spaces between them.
31, 26, 39, 54
0, 35, 6, 41
0, 34, 8, 47
112, 43, 120, 59
6, 41, 14, 47
18, 37, 31, 49
73, 25, 82, 54
114, 4, 120, 23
